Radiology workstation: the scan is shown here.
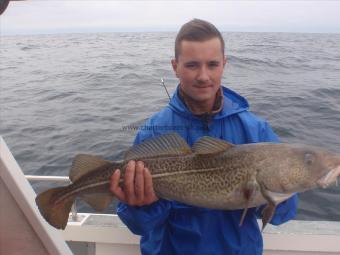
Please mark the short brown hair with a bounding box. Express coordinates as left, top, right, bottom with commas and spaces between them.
175, 19, 225, 59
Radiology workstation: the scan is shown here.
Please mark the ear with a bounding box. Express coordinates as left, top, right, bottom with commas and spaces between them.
223, 55, 227, 67
171, 59, 179, 78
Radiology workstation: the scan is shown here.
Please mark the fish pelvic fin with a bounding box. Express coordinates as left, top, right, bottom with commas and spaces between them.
261, 203, 276, 232
239, 208, 249, 227
35, 186, 74, 230
258, 185, 293, 231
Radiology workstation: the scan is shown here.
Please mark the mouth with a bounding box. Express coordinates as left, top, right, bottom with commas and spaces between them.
194, 86, 211, 90
194, 83, 213, 89
317, 166, 340, 188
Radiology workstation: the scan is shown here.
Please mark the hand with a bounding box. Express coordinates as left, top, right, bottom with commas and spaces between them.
110, 160, 159, 206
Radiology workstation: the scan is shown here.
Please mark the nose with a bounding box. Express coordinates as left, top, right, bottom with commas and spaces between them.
197, 66, 209, 83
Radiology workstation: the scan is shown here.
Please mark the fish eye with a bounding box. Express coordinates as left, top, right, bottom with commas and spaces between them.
304, 153, 315, 165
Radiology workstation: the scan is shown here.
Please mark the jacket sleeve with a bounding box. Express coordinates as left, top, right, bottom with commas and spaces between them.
116, 124, 172, 236
257, 121, 299, 225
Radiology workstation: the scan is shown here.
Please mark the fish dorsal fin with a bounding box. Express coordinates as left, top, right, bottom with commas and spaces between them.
69, 154, 112, 182
192, 136, 234, 155
124, 133, 192, 161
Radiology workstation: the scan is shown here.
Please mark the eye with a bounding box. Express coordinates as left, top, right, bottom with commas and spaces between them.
185, 62, 198, 69
304, 153, 315, 165
208, 62, 220, 68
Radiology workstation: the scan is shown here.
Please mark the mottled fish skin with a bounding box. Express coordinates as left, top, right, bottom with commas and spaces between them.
136, 143, 340, 210
35, 133, 340, 230
59, 143, 339, 210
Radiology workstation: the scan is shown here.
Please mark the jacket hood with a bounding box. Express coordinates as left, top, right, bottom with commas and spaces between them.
168, 85, 249, 120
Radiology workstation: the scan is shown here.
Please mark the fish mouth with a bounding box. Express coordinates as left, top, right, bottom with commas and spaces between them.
317, 166, 340, 188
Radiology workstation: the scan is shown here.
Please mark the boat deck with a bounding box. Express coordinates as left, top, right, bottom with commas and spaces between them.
64, 213, 340, 255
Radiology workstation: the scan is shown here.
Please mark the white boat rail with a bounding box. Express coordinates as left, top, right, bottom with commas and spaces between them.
25, 175, 70, 182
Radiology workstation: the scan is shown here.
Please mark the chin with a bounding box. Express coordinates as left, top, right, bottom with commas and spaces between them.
192, 94, 215, 103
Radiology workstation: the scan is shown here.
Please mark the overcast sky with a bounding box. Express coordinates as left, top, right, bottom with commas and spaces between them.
1, 1, 340, 35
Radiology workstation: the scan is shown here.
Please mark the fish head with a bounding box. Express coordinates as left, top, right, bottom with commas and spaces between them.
291, 145, 340, 190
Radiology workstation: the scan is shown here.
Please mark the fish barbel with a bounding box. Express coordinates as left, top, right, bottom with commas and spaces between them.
36, 133, 340, 230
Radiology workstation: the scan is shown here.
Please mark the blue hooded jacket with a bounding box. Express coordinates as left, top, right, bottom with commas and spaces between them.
117, 86, 298, 255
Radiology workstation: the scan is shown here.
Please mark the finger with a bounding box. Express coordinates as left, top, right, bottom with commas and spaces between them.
135, 161, 145, 203
110, 169, 126, 202
144, 167, 158, 204
124, 160, 136, 204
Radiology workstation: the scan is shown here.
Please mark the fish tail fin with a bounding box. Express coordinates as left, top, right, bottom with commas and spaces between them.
35, 186, 74, 230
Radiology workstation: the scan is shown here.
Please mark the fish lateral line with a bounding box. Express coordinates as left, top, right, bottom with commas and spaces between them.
55, 180, 111, 204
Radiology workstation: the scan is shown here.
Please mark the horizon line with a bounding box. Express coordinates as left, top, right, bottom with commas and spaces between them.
2, 27, 340, 37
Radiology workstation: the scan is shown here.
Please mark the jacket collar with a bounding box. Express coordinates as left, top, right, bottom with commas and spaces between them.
169, 85, 249, 120
178, 86, 224, 117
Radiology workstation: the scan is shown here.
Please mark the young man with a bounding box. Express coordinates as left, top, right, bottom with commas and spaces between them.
110, 19, 298, 255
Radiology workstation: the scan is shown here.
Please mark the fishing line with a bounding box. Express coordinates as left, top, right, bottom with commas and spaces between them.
161, 78, 171, 101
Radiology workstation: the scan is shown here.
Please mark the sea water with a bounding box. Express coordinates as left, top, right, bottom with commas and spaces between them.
1, 32, 339, 220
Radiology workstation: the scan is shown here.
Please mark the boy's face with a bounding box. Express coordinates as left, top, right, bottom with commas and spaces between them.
171, 37, 226, 107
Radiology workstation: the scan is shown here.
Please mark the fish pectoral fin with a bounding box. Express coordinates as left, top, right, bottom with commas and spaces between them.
70, 154, 112, 182
192, 136, 234, 155
124, 132, 192, 161
81, 193, 113, 211
239, 177, 259, 226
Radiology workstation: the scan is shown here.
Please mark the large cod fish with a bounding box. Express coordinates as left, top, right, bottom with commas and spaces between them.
36, 133, 340, 230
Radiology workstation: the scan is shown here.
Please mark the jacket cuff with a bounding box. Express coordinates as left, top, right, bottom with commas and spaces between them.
117, 199, 171, 235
